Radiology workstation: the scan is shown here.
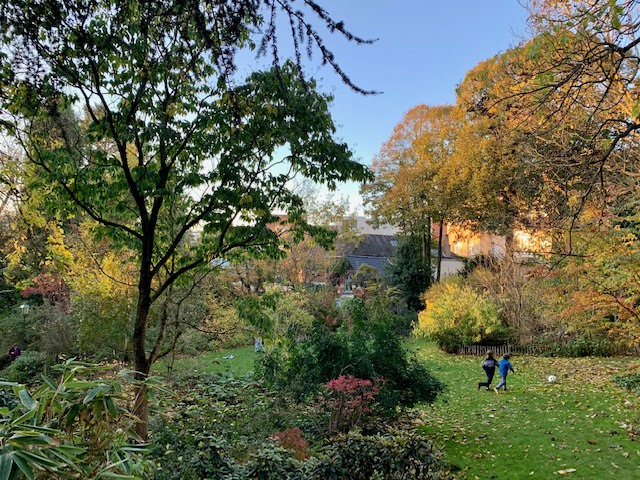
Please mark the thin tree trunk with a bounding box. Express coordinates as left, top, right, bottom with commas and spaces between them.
133, 271, 152, 441
424, 217, 432, 285
436, 219, 444, 282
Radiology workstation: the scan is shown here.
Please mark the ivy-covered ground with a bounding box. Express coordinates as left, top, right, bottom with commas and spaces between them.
412, 341, 640, 479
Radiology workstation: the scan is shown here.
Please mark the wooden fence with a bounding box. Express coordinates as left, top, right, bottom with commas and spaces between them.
456, 344, 555, 356
457, 343, 640, 356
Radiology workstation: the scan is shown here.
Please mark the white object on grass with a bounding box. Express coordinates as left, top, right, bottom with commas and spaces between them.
547, 375, 557, 383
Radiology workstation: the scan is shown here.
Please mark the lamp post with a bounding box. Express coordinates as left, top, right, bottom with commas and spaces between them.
19, 301, 29, 349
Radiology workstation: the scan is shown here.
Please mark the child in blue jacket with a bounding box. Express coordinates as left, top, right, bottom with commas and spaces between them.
494, 354, 515, 393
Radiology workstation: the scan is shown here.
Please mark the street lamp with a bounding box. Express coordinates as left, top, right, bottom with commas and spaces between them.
19, 301, 29, 349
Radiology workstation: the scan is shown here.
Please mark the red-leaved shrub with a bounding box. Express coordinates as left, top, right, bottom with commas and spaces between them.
322, 375, 382, 433
270, 427, 310, 460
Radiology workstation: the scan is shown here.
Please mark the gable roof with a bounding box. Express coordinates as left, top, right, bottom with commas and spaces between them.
340, 234, 397, 275
341, 234, 397, 258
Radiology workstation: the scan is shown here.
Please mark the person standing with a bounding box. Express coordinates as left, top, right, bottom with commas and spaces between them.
494, 353, 515, 394
477, 350, 498, 391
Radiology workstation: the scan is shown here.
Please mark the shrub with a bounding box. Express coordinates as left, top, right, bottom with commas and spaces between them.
270, 427, 310, 460
259, 293, 445, 414
1, 351, 51, 385
321, 375, 381, 433
415, 277, 507, 352
613, 372, 640, 395
0, 360, 152, 479
149, 374, 319, 480
312, 431, 446, 480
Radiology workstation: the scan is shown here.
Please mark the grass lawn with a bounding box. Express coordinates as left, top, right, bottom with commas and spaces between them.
154, 345, 257, 377
411, 340, 640, 479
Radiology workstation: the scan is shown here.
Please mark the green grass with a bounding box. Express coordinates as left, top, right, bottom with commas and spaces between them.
153, 345, 257, 377
411, 340, 640, 479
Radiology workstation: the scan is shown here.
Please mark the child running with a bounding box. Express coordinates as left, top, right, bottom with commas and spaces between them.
494, 353, 515, 394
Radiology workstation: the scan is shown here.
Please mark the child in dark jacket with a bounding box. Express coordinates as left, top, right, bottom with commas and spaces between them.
494, 354, 515, 393
477, 350, 498, 391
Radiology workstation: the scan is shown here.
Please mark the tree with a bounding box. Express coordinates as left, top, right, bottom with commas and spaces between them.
362, 105, 460, 284
474, 1, 640, 251
0, 0, 373, 438
385, 236, 432, 312
415, 277, 506, 353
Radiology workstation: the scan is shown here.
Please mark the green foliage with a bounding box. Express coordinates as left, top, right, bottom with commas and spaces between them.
149, 373, 446, 480
351, 264, 382, 288
385, 236, 432, 312
415, 277, 507, 353
0, 352, 50, 385
149, 374, 317, 480
0, 360, 152, 479
555, 336, 616, 357
237, 292, 314, 349
0, 387, 17, 409
0, 315, 25, 356
1, 0, 373, 438
313, 431, 445, 480
259, 293, 445, 413
612, 372, 640, 396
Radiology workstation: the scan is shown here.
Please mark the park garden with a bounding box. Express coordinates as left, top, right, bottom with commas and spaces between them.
2, 0, 640, 478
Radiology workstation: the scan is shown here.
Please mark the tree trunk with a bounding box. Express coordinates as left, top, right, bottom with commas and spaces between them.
133, 273, 152, 441
422, 217, 432, 285
436, 219, 444, 282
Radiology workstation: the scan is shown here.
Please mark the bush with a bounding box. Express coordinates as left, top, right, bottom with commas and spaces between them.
321, 376, 381, 433
312, 431, 446, 480
613, 372, 640, 395
149, 374, 320, 480
1, 351, 51, 385
0, 360, 152, 479
415, 277, 507, 352
259, 293, 445, 416
525, 334, 616, 357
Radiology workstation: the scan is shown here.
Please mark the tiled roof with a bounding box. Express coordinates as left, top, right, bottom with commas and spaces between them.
345, 255, 392, 274
341, 234, 396, 258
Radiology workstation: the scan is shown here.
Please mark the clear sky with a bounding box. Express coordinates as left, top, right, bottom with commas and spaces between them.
318, 1, 529, 160
300, 1, 531, 212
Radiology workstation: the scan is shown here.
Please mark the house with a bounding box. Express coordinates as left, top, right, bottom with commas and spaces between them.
339, 233, 397, 291
445, 224, 551, 258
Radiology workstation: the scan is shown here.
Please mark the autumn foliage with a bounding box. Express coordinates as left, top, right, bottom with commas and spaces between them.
322, 375, 382, 433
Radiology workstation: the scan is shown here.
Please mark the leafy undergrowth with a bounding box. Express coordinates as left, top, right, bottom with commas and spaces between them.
412, 341, 640, 479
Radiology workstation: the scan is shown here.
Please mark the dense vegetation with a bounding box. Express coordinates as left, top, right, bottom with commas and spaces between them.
2, 0, 640, 478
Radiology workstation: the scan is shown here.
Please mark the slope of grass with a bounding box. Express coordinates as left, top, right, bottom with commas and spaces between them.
154, 345, 257, 378
411, 340, 640, 479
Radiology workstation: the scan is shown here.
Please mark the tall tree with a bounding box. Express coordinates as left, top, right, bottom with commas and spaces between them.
362, 105, 459, 284
0, 0, 372, 438
481, 0, 640, 251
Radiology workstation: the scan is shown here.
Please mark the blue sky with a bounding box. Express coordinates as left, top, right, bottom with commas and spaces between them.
316, 1, 530, 165
242, 2, 531, 212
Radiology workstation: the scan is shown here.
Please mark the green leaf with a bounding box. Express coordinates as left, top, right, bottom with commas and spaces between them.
65, 404, 79, 427
10, 452, 34, 480
0, 454, 14, 480
17, 390, 35, 411
83, 386, 103, 405
105, 397, 117, 418
7, 434, 52, 446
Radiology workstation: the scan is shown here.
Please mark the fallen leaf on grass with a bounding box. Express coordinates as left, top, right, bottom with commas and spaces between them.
556, 468, 576, 474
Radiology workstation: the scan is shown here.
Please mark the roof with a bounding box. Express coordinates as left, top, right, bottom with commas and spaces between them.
341, 234, 397, 258
340, 234, 397, 275
345, 255, 392, 273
